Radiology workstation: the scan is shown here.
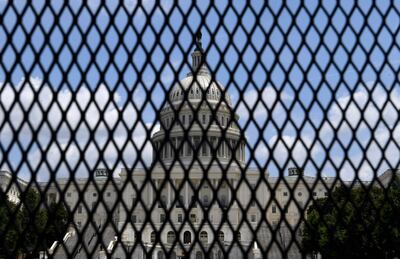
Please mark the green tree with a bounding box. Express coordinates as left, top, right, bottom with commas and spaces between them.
302, 177, 400, 259
45, 202, 69, 248
0, 188, 69, 259
0, 193, 18, 259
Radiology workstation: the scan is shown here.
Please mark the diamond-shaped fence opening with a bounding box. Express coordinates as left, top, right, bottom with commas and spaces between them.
0, 1, 400, 259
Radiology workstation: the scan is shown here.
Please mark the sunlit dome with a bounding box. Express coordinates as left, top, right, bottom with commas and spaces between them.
167, 31, 232, 108
168, 73, 233, 107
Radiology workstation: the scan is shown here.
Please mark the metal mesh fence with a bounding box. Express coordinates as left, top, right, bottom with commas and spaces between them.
0, 1, 400, 259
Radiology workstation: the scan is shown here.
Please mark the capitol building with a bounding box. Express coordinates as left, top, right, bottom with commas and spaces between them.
0, 36, 397, 259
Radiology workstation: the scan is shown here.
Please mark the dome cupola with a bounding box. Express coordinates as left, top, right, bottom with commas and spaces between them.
151, 32, 245, 166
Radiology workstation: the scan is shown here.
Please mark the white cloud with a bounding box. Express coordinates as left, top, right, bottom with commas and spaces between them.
329, 83, 400, 130
0, 78, 156, 181
244, 82, 400, 181
236, 86, 292, 123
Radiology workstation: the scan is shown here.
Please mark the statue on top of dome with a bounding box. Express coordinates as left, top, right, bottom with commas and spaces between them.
195, 30, 203, 52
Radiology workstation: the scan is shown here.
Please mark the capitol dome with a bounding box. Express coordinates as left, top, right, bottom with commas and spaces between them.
168, 70, 233, 107
152, 33, 245, 166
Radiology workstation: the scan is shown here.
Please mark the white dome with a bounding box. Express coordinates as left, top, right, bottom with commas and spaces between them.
169, 73, 232, 107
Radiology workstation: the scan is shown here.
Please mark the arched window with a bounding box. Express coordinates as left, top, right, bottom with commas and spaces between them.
196, 251, 203, 259
184, 231, 191, 244
151, 231, 156, 244
200, 231, 208, 244
157, 251, 164, 259
167, 231, 176, 244
218, 231, 224, 242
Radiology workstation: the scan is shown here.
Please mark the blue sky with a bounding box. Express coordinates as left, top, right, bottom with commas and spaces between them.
0, 0, 400, 181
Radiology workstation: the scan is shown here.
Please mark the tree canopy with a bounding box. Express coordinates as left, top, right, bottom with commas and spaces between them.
302, 177, 400, 259
0, 188, 69, 259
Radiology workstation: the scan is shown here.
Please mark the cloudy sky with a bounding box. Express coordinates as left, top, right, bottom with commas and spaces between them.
0, 1, 400, 181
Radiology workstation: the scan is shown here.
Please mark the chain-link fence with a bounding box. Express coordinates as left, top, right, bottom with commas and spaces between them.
1, 1, 400, 259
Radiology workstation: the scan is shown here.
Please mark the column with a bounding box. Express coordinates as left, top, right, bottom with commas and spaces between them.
240, 143, 243, 161
168, 181, 171, 208
175, 138, 178, 157
185, 181, 189, 207
149, 181, 153, 206
149, 180, 157, 210
228, 179, 232, 203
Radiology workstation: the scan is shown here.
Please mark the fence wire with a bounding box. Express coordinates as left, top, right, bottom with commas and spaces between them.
0, 1, 400, 259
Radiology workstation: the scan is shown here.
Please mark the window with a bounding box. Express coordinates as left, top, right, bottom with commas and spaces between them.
177, 214, 183, 223
313, 192, 317, 196
200, 231, 208, 244
182, 115, 186, 125
202, 141, 207, 156
187, 139, 192, 156
67, 192, 71, 197
77, 205, 82, 214
160, 195, 167, 207
272, 205, 277, 213
184, 231, 191, 244
203, 195, 209, 207
218, 231, 224, 242
298, 192, 303, 197
284, 204, 289, 213
190, 196, 197, 208
283, 192, 288, 196
179, 138, 184, 156
160, 214, 165, 223
132, 215, 137, 223
220, 195, 227, 208
251, 214, 256, 222
167, 231, 175, 244
157, 251, 164, 259
107, 192, 111, 197
93, 193, 97, 197
151, 232, 156, 244
77, 221, 81, 228
237, 231, 241, 241
251, 184, 256, 206
190, 214, 196, 223
196, 251, 203, 259
177, 195, 184, 208
193, 137, 200, 151
202, 114, 206, 124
